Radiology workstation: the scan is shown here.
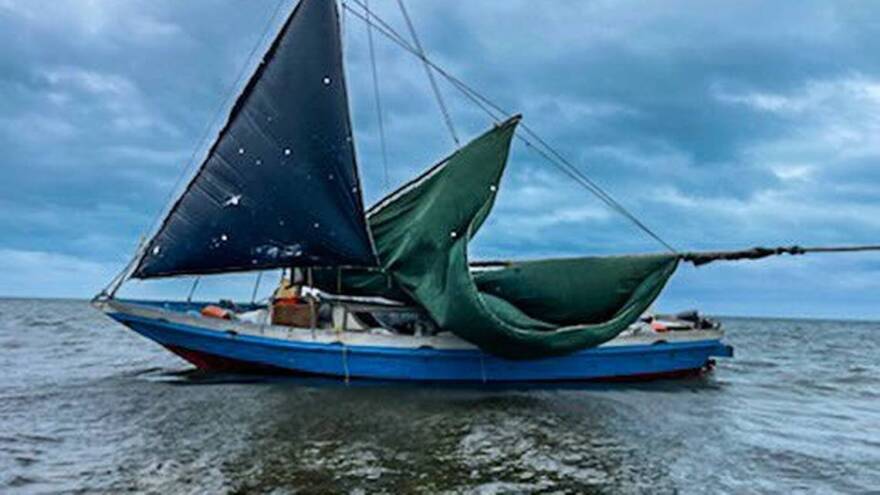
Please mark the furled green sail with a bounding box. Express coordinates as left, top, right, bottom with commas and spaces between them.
472, 255, 678, 327
317, 116, 678, 359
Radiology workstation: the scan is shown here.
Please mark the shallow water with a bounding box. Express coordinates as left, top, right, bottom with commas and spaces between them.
1, 299, 878, 494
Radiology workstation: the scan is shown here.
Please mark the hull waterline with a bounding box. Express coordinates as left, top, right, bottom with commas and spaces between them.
98, 300, 733, 383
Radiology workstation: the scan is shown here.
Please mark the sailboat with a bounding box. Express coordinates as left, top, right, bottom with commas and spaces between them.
93, 0, 874, 382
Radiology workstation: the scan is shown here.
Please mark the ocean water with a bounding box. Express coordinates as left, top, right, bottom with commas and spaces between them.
1, 299, 878, 494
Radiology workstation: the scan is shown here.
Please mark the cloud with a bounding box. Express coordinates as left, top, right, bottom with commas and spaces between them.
43, 66, 136, 95
38, 65, 181, 135
659, 253, 880, 320
714, 76, 880, 114
0, 249, 117, 299
0, 0, 184, 42
2, 0, 880, 317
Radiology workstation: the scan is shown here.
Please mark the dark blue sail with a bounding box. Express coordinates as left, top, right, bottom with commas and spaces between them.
134, 0, 376, 278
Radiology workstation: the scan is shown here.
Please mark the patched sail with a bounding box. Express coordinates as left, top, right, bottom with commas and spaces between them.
134, 0, 376, 278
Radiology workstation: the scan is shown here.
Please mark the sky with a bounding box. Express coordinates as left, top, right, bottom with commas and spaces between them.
1, 0, 879, 319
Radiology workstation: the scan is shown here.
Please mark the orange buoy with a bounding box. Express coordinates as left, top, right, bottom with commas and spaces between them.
200, 305, 231, 320
651, 321, 669, 332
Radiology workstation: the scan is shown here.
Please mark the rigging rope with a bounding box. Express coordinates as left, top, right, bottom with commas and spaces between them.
365, 0, 391, 190
344, 1, 677, 254
251, 271, 264, 304
395, 0, 461, 147
186, 277, 201, 306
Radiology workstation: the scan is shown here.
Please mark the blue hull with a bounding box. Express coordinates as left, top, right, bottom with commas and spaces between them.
105, 303, 733, 383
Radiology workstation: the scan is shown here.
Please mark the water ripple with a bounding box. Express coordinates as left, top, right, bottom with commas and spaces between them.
1, 301, 878, 493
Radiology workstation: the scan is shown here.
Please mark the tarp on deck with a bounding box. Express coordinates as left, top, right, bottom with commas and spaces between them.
317, 117, 678, 359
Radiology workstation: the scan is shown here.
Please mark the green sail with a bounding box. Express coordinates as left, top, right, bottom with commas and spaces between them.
317, 116, 678, 359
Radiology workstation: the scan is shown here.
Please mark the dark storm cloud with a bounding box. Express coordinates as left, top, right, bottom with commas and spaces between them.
1, 0, 878, 316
